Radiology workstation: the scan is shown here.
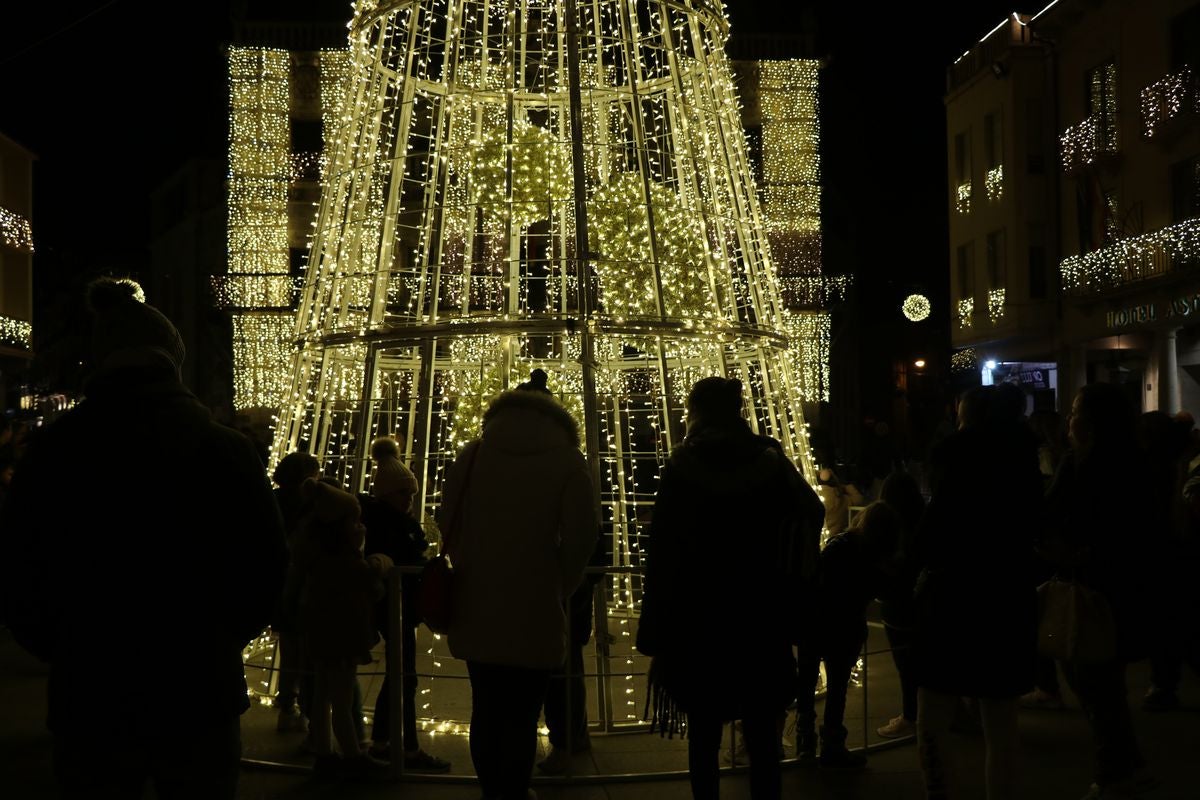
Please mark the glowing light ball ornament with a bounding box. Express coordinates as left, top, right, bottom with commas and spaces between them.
272, 0, 820, 613
902, 294, 931, 322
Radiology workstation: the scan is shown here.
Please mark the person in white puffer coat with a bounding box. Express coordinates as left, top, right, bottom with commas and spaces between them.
439, 386, 597, 800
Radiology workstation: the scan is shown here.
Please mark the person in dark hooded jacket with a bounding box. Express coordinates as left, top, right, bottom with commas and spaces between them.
0, 278, 287, 799
636, 377, 823, 800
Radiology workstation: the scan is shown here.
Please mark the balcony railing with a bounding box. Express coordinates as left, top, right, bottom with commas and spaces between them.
1059, 115, 1118, 173
1059, 217, 1200, 297
1140, 67, 1198, 138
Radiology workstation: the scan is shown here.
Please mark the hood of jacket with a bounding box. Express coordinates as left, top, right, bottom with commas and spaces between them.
481, 389, 580, 455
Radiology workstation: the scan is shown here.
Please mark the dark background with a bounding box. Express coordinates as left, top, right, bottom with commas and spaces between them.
1, 0, 1018, 450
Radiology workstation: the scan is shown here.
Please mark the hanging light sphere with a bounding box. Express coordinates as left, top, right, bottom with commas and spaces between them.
902, 294, 931, 322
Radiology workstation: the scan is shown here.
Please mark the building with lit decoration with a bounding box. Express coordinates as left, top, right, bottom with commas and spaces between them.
0, 132, 35, 411
949, 0, 1200, 414
946, 12, 1060, 410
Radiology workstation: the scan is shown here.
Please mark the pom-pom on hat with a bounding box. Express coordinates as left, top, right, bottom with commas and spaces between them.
370, 436, 419, 499
87, 277, 186, 374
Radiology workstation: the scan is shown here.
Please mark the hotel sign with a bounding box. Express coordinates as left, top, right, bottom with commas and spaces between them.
1106, 292, 1200, 328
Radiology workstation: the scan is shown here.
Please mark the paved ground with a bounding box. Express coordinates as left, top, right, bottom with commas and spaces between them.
2, 623, 1197, 799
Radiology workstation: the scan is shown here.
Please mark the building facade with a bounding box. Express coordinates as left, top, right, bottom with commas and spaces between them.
946, 12, 1060, 411
948, 0, 1200, 415
0, 133, 35, 412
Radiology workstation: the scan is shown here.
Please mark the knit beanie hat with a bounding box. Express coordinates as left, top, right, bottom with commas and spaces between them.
302, 478, 361, 526
87, 278, 186, 374
370, 436, 419, 499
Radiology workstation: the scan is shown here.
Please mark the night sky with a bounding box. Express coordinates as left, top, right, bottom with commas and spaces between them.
1, 0, 1019, 401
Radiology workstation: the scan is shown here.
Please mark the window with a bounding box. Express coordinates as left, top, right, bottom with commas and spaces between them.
1026, 97, 1045, 174
1170, 4, 1200, 72
955, 131, 971, 184
1028, 222, 1047, 300
986, 230, 1007, 289
1085, 61, 1118, 151
290, 118, 323, 154
957, 242, 975, 300
984, 112, 1002, 169
1029, 246, 1047, 299
1171, 156, 1200, 223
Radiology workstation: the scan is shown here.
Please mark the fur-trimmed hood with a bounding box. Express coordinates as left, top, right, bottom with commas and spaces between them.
482, 389, 580, 453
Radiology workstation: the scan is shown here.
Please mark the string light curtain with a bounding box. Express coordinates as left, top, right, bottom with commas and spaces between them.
273, 0, 819, 607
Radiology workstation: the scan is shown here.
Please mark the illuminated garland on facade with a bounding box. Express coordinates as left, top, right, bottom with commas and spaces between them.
0, 206, 33, 253
1061, 64, 1118, 172
757, 59, 828, 402
1060, 217, 1200, 295
957, 297, 974, 328
986, 165, 1003, 202
0, 314, 32, 349
956, 182, 972, 214
988, 287, 1006, 322
951, 347, 978, 373
1140, 67, 1197, 138
228, 47, 292, 411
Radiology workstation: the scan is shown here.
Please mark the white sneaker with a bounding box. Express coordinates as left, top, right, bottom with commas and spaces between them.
876, 715, 915, 739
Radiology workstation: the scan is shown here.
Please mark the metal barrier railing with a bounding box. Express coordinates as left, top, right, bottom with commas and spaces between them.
240, 563, 915, 783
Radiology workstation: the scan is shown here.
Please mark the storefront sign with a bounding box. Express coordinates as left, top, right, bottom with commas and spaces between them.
1106, 303, 1156, 328
1165, 292, 1200, 319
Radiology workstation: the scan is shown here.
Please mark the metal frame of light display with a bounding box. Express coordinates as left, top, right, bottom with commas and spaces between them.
270, 3, 820, 728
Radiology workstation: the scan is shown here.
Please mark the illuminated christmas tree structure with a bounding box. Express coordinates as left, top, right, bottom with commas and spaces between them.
273, 0, 820, 579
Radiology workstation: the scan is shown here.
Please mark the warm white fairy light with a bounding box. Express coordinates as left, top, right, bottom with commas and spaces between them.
957, 297, 974, 328
1060, 217, 1200, 295
1061, 64, 1118, 172
902, 294, 931, 322
956, 182, 972, 214
0, 315, 32, 349
988, 288, 1006, 322
0, 206, 33, 253
986, 165, 1003, 201
951, 347, 978, 373
1141, 67, 1196, 138
267, 0, 823, 730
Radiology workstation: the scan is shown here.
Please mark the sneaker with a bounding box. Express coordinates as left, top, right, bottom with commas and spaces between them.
1141, 687, 1179, 712
876, 715, 915, 739
341, 753, 392, 782
311, 753, 341, 779
536, 746, 572, 775
1020, 689, 1065, 710
403, 748, 451, 773
276, 708, 308, 733
1080, 780, 1140, 799
796, 731, 817, 762
819, 748, 867, 769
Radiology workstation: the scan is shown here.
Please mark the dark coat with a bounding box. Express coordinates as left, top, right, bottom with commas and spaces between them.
815, 531, 884, 649
361, 495, 429, 630
912, 423, 1041, 698
0, 365, 288, 730
1044, 447, 1160, 661
636, 420, 823, 724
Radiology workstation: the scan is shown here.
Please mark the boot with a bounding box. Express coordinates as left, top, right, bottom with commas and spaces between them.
795, 728, 817, 762
818, 725, 866, 769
